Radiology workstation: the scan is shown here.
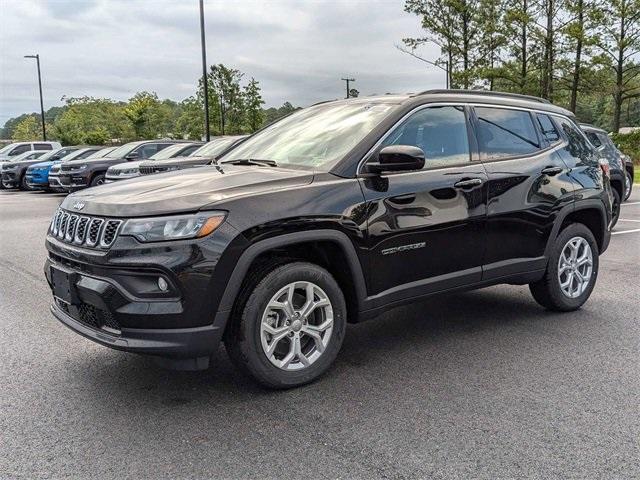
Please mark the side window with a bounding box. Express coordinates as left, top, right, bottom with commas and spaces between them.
76, 150, 97, 160
536, 114, 561, 144
34, 143, 53, 150
10, 144, 31, 156
555, 117, 596, 165
181, 145, 200, 156
380, 106, 470, 168
138, 144, 160, 159
584, 131, 602, 148
475, 107, 540, 159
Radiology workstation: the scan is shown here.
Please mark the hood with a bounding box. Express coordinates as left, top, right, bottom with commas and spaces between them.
29, 160, 58, 169
109, 160, 144, 171
141, 156, 213, 169
60, 164, 314, 217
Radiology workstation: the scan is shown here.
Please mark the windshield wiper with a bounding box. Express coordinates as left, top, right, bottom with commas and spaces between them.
223, 158, 277, 167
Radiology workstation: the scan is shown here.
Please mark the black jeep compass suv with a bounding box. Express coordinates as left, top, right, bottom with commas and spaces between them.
45, 90, 612, 388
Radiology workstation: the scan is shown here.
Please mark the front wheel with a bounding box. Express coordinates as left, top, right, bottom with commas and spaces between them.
529, 223, 599, 312
611, 189, 621, 228
90, 174, 105, 187
225, 262, 347, 389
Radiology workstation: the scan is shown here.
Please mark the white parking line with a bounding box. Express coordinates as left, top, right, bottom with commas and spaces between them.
612, 228, 640, 235
619, 219, 640, 223
621, 201, 640, 206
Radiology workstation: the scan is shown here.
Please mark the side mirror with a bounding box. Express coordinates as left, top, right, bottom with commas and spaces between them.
125, 151, 140, 161
366, 145, 425, 174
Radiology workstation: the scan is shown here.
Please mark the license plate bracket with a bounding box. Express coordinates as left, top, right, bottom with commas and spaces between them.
51, 266, 79, 305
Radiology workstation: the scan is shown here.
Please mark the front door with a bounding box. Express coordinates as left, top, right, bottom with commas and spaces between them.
360, 105, 488, 307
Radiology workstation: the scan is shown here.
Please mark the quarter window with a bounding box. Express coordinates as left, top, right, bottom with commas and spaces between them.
475, 107, 539, 159
556, 117, 596, 165
536, 114, 561, 144
380, 106, 470, 168
34, 143, 53, 150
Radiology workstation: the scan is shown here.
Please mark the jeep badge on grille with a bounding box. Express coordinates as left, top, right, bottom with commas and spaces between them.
72, 201, 85, 210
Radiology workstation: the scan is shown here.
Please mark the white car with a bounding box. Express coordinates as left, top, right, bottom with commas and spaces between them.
0, 141, 62, 160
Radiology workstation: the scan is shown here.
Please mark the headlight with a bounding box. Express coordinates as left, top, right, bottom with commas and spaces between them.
4, 164, 16, 169
120, 213, 225, 242
70, 164, 88, 172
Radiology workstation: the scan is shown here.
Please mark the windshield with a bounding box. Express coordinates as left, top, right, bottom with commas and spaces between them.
32, 149, 62, 161
85, 147, 116, 160
220, 102, 395, 170
104, 143, 140, 159
149, 143, 189, 160
192, 137, 240, 158
0, 144, 16, 155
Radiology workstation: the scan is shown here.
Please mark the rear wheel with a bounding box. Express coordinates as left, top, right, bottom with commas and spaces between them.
90, 174, 105, 187
625, 171, 633, 201
529, 223, 599, 311
19, 175, 30, 191
225, 261, 347, 389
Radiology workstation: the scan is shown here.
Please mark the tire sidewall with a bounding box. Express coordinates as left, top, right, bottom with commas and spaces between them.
91, 174, 105, 187
237, 263, 346, 388
611, 188, 621, 226
625, 172, 633, 201
546, 224, 599, 310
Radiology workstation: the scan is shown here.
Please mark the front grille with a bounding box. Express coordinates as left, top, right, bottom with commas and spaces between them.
139, 165, 168, 175
50, 209, 122, 249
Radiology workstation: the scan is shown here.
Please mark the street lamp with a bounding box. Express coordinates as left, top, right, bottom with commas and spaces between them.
341, 77, 355, 99
199, 0, 210, 141
24, 54, 46, 140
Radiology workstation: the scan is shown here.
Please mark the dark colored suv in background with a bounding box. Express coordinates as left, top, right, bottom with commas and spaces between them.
2, 146, 79, 190
58, 140, 179, 191
138, 136, 246, 176
581, 124, 627, 225
45, 90, 612, 388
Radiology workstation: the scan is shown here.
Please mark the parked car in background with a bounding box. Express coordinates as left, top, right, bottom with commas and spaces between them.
0, 141, 61, 160
0, 150, 49, 189
49, 147, 116, 192
58, 140, 180, 192
26, 147, 104, 191
138, 136, 246, 176
581, 124, 626, 225
46, 91, 612, 388
1, 146, 79, 190
105, 142, 202, 183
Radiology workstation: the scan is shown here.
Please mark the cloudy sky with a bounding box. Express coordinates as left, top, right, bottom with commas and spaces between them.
0, 0, 443, 125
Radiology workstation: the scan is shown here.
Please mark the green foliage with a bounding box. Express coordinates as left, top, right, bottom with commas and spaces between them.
611, 130, 640, 164
262, 102, 299, 126
123, 91, 173, 139
12, 116, 43, 141
52, 96, 134, 145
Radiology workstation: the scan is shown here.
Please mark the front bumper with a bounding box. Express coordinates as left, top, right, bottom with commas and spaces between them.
51, 300, 222, 358
44, 219, 244, 360
25, 173, 49, 188
58, 173, 88, 191
105, 173, 139, 183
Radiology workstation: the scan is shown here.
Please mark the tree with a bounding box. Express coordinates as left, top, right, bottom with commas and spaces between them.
175, 96, 205, 140
594, 0, 640, 131
476, 0, 507, 89
243, 78, 265, 132
262, 102, 299, 126
123, 91, 173, 139
12, 116, 42, 141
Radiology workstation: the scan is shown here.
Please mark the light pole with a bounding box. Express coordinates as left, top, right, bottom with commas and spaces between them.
199, 0, 210, 141
341, 77, 355, 98
24, 54, 46, 140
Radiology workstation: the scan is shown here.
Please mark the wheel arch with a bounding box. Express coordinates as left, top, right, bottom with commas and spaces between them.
545, 201, 608, 258
213, 230, 368, 335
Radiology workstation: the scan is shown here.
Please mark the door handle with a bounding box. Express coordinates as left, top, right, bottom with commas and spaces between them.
541, 166, 563, 176
454, 178, 483, 189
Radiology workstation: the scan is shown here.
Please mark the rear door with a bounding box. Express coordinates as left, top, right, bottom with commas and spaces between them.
475, 106, 575, 279
360, 104, 488, 305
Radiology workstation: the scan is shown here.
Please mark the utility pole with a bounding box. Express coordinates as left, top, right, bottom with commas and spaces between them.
341, 77, 355, 98
24, 54, 46, 140
199, 0, 210, 141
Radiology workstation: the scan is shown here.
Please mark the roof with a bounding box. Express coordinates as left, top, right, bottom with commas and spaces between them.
314, 90, 574, 117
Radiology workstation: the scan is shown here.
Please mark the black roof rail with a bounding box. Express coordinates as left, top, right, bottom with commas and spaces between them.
414, 89, 551, 104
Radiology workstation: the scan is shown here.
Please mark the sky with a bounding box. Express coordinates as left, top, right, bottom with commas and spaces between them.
0, 0, 443, 126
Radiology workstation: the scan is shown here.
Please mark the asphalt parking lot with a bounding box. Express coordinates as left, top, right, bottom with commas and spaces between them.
1, 188, 639, 479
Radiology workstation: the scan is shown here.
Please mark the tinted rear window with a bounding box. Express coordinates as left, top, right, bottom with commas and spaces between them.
475, 107, 540, 159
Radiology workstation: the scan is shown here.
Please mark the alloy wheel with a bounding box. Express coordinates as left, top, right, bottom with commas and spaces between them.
557, 236, 593, 298
260, 281, 333, 371
625, 172, 632, 200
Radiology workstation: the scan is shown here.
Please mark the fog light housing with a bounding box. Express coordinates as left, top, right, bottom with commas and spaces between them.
157, 277, 169, 292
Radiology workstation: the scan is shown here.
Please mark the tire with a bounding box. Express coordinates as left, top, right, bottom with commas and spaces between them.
19, 175, 30, 191
90, 174, 105, 187
529, 223, 599, 312
624, 171, 633, 201
225, 261, 347, 389
611, 188, 621, 228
